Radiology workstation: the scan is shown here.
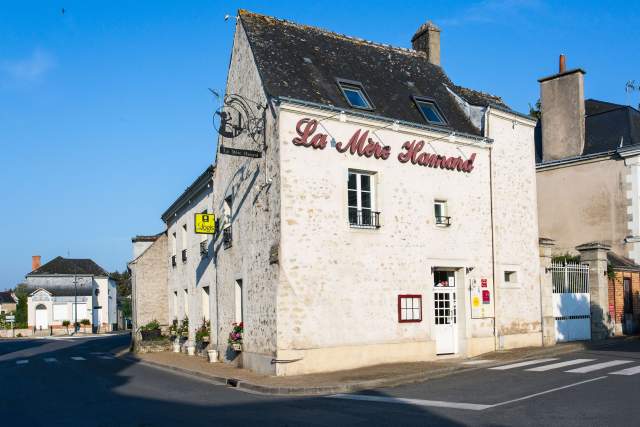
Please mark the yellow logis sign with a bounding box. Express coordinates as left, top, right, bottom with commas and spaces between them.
194, 213, 216, 234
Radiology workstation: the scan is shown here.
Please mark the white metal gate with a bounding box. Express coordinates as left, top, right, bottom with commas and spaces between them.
551, 262, 591, 342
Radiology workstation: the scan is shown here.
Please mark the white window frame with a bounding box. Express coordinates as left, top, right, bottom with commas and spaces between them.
434, 200, 449, 227
53, 304, 68, 321
348, 170, 378, 228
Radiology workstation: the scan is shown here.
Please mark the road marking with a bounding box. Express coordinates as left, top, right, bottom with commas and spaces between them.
565, 360, 632, 373
609, 365, 640, 376
16, 360, 29, 365
43, 358, 58, 363
97, 355, 114, 360
526, 359, 595, 372
71, 356, 86, 361
492, 376, 607, 408
462, 359, 493, 365
327, 394, 492, 411
489, 358, 558, 370
329, 376, 609, 411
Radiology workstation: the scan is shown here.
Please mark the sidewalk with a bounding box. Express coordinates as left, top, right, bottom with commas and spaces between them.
119, 339, 619, 396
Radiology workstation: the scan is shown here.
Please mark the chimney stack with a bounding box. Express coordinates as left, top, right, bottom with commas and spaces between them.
32, 255, 41, 271
412, 21, 441, 66
538, 55, 586, 161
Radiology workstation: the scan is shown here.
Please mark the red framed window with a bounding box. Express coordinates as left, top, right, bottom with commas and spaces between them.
398, 294, 422, 323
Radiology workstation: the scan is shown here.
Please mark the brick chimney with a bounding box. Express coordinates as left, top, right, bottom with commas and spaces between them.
538, 55, 586, 161
32, 255, 41, 271
412, 21, 441, 66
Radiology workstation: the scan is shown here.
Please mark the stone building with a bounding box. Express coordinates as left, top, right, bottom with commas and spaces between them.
160, 165, 215, 354
536, 55, 640, 335
128, 233, 169, 344
24, 256, 117, 332
201, 10, 542, 376
0, 291, 18, 315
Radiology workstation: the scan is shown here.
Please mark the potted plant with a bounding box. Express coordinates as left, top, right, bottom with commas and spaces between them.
140, 319, 162, 341
168, 318, 180, 352
227, 322, 243, 352
62, 320, 70, 335
178, 316, 189, 338
80, 319, 91, 333
195, 319, 210, 347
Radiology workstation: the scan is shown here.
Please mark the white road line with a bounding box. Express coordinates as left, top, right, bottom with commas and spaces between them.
463, 359, 493, 365
526, 359, 595, 372
16, 360, 29, 365
609, 365, 640, 376
491, 376, 607, 408
327, 394, 492, 411
565, 360, 632, 373
97, 355, 114, 360
71, 356, 86, 361
43, 358, 58, 363
489, 358, 558, 370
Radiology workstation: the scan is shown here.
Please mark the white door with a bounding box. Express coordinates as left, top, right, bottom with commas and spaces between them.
433, 271, 458, 355
35, 304, 48, 329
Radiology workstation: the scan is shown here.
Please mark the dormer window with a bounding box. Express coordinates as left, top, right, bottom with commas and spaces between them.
413, 97, 447, 125
337, 79, 374, 110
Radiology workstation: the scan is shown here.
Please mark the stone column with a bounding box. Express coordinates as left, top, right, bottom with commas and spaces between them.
539, 238, 556, 346
576, 242, 612, 340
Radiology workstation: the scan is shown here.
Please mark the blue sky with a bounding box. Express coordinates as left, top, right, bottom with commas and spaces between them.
1, 1, 639, 290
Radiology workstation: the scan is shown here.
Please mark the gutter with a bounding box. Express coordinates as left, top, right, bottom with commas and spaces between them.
274, 96, 493, 144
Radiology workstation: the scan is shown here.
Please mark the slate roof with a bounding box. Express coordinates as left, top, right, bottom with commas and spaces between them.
535, 99, 640, 162
608, 252, 640, 272
28, 285, 94, 297
238, 10, 514, 137
27, 256, 109, 277
0, 291, 17, 304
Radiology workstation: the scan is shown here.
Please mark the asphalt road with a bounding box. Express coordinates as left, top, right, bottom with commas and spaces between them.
1, 335, 639, 426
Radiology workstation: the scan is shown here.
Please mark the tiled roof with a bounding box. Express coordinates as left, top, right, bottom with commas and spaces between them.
27, 256, 109, 277
239, 10, 513, 137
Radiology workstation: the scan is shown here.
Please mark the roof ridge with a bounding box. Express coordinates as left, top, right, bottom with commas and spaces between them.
238, 9, 427, 59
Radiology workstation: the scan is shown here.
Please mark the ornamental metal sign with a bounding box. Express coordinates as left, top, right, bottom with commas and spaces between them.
194, 213, 216, 235
214, 93, 265, 158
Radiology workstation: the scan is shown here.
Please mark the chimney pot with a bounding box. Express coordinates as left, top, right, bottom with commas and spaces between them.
32, 255, 41, 271
559, 54, 566, 73
412, 21, 441, 66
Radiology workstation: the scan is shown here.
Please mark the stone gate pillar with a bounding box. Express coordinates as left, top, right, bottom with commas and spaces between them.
576, 242, 612, 340
539, 238, 556, 346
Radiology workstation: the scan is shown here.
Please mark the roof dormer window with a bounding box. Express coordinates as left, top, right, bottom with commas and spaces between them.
413, 96, 447, 125
337, 79, 374, 110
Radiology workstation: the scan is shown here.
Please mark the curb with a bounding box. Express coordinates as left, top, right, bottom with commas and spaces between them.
116, 338, 637, 397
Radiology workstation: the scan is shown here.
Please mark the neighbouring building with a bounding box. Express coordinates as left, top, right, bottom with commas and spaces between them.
199, 10, 541, 376
129, 233, 169, 344
0, 291, 18, 314
160, 165, 215, 352
536, 55, 640, 335
23, 256, 117, 332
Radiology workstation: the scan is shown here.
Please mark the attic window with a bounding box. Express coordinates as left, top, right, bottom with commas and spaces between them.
413, 97, 447, 125
337, 79, 374, 110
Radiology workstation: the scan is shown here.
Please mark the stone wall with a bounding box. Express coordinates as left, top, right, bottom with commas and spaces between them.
130, 233, 169, 340
211, 19, 280, 373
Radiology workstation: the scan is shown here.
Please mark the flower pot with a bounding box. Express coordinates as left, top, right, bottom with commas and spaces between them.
231, 343, 242, 352
207, 349, 218, 363
203, 335, 210, 343
187, 345, 196, 356
172, 340, 181, 353
141, 329, 161, 341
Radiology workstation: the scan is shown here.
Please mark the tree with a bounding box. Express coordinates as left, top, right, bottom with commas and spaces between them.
529, 99, 541, 120
120, 298, 132, 319
110, 269, 131, 299
13, 284, 28, 328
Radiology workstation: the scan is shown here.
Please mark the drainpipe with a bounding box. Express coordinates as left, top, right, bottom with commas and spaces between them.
485, 106, 500, 350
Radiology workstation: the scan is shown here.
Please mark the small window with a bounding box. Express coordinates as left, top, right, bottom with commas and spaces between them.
223, 196, 233, 228
414, 97, 447, 125
348, 170, 379, 228
504, 271, 518, 283
398, 295, 422, 323
337, 79, 374, 110
434, 200, 450, 227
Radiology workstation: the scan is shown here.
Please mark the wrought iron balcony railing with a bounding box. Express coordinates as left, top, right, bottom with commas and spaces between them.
171, 255, 177, 268
435, 216, 451, 227
200, 240, 208, 257
348, 210, 381, 229
223, 226, 232, 249
181, 249, 187, 262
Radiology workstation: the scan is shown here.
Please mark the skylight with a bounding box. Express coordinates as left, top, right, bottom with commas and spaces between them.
337, 79, 374, 110
414, 97, 447, 125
